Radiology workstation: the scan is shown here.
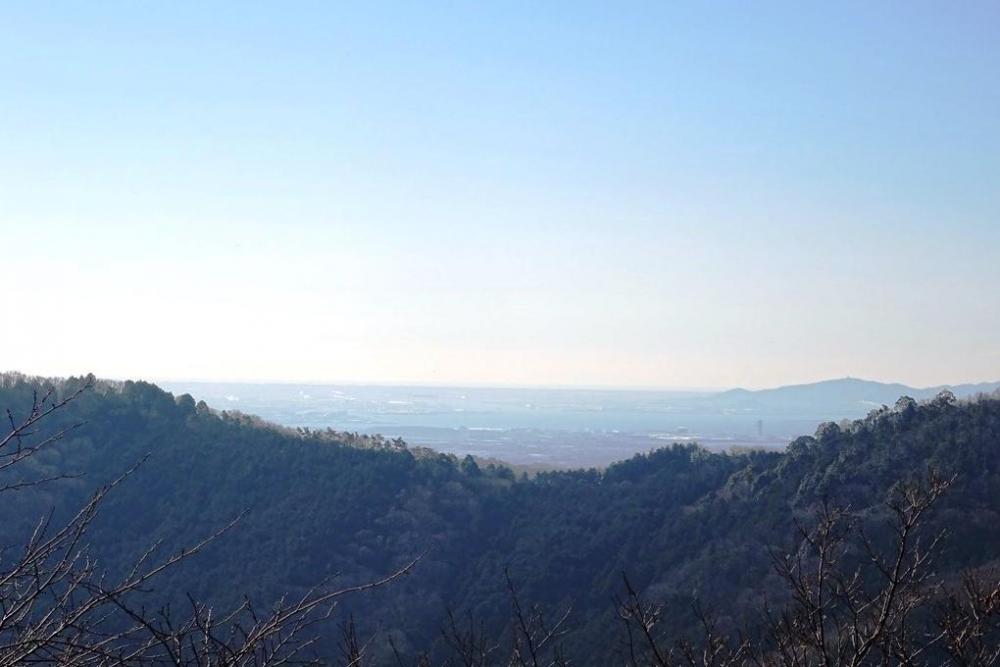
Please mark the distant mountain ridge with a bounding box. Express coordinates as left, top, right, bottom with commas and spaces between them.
706, 376, 1000, 416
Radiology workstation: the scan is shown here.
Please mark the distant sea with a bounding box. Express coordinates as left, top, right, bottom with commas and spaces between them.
158, 383, 810, 468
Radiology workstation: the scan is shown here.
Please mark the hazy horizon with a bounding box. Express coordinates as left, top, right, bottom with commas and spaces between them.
5, 370, 1000, 395
152, 375, 999, 467
153, 374, 998, 394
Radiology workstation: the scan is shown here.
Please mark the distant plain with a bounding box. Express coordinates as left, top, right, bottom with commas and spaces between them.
161, 378, 999, 468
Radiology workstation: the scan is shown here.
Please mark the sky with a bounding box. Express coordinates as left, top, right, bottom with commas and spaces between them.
1, 2, 998, 390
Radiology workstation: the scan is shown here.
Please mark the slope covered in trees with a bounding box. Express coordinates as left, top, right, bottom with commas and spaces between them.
0, 373, 997, 663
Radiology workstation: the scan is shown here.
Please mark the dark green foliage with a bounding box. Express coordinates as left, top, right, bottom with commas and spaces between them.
0, 372, 997, 664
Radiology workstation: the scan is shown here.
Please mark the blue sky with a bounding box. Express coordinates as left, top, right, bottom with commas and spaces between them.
1, 2, 998, 388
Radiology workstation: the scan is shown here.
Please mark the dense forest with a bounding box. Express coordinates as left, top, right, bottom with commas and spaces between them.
0, 373, 997, 664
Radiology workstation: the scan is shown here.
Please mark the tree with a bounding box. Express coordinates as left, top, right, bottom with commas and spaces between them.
614, 471, 1000, 666
0, 375, 417, 666
416, 569, 571, 667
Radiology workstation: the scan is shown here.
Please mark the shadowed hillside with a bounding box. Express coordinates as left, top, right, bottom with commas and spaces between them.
0, 373, 997, 663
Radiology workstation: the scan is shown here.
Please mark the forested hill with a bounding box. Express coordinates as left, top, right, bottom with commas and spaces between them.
0, 373, 998, 663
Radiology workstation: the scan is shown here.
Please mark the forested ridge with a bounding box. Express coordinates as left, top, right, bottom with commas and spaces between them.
1, 373, 997, 663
